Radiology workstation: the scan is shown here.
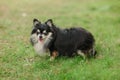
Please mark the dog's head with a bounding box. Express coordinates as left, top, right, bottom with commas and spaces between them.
30, 18, 55, 46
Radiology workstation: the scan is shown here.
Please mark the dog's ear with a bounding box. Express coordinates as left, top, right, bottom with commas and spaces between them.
45, 19, 53, 27
45, 19, 55, 32
33, 18, 41, 26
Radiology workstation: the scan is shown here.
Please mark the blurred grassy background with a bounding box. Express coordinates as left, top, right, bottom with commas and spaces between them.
0, 0, 120, 80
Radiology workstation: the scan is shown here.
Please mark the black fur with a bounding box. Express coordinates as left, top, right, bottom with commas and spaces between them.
48, 23, 95, 57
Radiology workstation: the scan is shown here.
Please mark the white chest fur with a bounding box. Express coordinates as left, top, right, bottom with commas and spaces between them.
33, 40, 47, 56
30, 32, 52, 56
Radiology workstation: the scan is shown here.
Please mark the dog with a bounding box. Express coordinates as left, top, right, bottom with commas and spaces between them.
30, 18, 96, 60
30, 19, 53, 56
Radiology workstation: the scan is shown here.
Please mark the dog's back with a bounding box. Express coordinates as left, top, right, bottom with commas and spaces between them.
52, 27, 95, 57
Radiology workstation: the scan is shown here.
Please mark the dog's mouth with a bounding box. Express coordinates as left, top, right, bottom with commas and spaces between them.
38, 32, 53, 42
38, 35, 44, 42
39, 38, 43, 42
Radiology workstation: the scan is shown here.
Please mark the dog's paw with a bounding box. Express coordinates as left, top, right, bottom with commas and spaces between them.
49, 57, 55, 61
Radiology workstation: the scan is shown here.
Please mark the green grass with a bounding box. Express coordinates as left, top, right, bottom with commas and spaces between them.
0, 0, 120, 80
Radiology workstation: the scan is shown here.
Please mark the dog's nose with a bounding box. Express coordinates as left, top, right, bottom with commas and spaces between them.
39, 36, 42, 39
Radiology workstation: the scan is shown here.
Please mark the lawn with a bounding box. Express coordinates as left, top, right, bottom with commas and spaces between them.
0, 0, 120, 80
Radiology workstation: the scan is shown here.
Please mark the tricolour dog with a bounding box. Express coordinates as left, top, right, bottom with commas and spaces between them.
30, 19, 96, 60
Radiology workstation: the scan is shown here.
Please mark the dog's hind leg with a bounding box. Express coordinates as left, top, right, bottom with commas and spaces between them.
82, 48, 97, 58
89, 48, 97, 57
77, 50, 86, 59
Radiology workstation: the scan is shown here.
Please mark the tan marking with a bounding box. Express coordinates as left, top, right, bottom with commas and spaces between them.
37, 29, 40, 32
43, 30, 47, 33
50, 51, 58, 61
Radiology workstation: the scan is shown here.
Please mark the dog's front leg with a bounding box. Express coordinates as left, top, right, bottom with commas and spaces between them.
50, 51, 58, 61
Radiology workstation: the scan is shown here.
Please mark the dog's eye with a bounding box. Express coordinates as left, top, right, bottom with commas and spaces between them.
36, 32, 40, 35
